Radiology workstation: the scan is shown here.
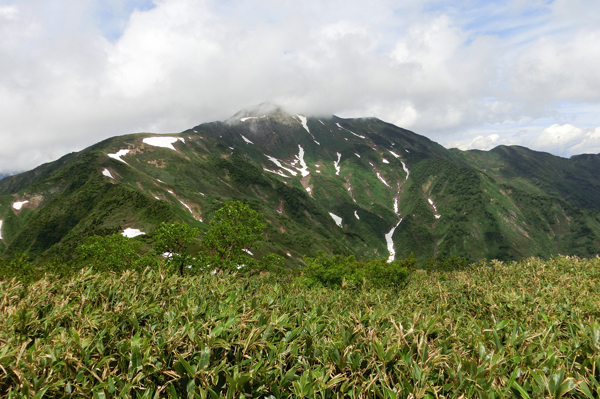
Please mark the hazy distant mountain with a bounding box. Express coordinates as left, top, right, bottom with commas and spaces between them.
1, 103, 600, 264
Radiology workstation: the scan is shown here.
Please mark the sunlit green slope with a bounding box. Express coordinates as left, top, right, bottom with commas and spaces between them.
1, 103, 600, 263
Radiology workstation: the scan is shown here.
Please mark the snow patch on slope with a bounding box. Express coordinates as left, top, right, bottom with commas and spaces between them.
385, 219, 403, 262
336, 123, 366, 139
329, 212, 343, 228
297, 115, 309, 132
265, 155, 297, 176
354, 211, 360, 220
393, 198, 399, 214
179, 199, 202, 221
389, 150, 400, 159
263, 168, 289, 177
428, 198, 441, 219
240, 115, 267, 122
295, 145, 310, 177
401, 161, 410, 181
334, 152, 341, 175
102, 169, 114, 179
107, 149, 130, 164
12, 200, 29, 210
296, 115, 320, 145
143, 137, 183, 151
382, 158, 389, 164
122, 228, 145, 238
0, 220, 3, 240
241, 135, 254, 144
354, 153, 361, 158
376, 173, 391, 187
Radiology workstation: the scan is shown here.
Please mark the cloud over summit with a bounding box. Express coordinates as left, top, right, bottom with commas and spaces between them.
1, 0, 600, 173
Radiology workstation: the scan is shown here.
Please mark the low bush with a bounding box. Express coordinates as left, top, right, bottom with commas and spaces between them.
2, 256, 600, 397
302, 252, 416, 288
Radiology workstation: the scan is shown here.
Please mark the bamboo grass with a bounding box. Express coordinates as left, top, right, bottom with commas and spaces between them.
1, 256, 600, 398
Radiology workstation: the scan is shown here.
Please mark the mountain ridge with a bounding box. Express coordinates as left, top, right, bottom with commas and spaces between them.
1, 105, 600, 265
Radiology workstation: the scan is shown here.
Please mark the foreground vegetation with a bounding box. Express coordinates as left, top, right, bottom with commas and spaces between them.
1, 255, 600, 398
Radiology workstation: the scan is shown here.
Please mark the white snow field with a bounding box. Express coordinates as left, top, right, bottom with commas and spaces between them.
0, 220, 3, 240
265, 155, 297, 176
382, 158, 389, 164
401, 161, 410, 181
334, 152, 341, 175
394, 197, 399, 214
107, 149, 130, 163
385, 219, 403, 262
102, 169, 114, 179
143, 137, 184, 151
428, 198, 441, 219
241, 135, 254, 144
295, 145, 310, 177
122, 228, 145, 238
354, 211, 360, 220
354, 153, 361, 158
263, 168, 289, 177
329, 212, 343, 227
243, 249, 254, 256
389, 150, 400, 159
296, 115, 320, 145
12, 200, 29, 210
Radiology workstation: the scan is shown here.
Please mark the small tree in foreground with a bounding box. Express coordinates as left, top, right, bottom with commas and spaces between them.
153, 221, 200, 276
203, 201, 267, 271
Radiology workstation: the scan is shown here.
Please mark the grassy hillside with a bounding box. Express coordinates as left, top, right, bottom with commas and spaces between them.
2, 256, 600, 397
1, 105, 600, 264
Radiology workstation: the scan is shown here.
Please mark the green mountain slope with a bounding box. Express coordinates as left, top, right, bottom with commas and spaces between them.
1, 104, 600, 264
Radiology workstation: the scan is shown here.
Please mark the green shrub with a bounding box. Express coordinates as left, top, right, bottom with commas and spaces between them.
361, 254, 416, 288
303, 252, 415, 289
77, 234, 157, 273
303, 253, 361, 287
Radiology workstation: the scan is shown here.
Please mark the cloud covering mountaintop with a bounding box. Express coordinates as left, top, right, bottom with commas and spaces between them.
1, 0, 600, 174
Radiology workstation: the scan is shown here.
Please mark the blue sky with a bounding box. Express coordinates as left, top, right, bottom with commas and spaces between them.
0, 0, 599, 173
94, 0, 156, 41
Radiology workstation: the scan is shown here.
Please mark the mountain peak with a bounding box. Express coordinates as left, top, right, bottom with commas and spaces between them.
225, 102, 291, 124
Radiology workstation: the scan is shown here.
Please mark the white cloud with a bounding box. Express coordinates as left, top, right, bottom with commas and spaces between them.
533, 124, 600, 156
1, 0, 600, 174
445, 123, 600, 157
